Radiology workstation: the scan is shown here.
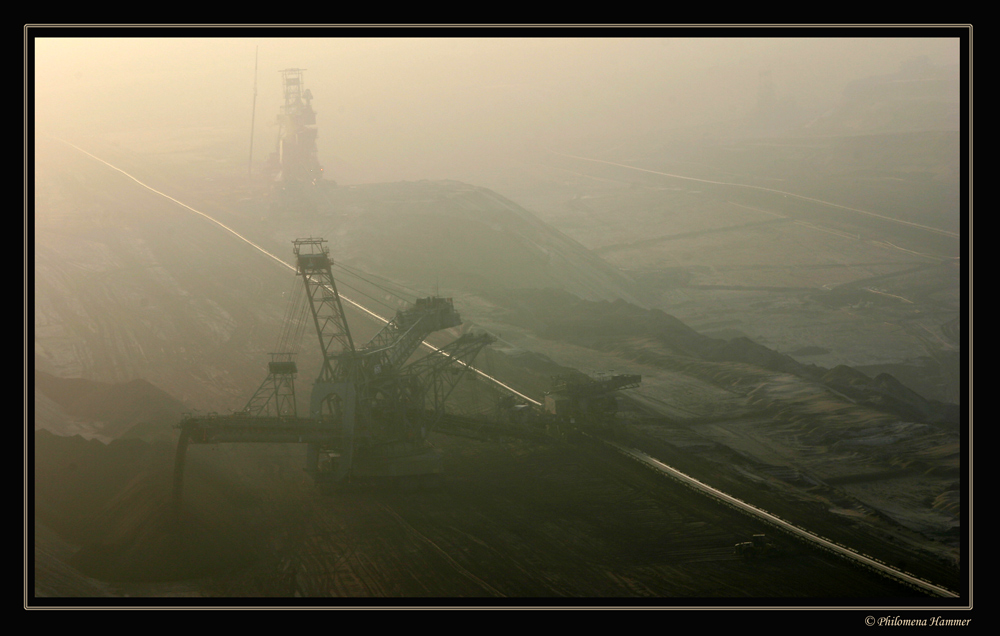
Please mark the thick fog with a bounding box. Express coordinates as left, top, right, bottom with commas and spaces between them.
31, 31, 968, 603
33, 34, 961, 183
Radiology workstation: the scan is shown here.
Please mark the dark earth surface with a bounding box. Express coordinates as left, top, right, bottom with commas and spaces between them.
30, 132, 966, 610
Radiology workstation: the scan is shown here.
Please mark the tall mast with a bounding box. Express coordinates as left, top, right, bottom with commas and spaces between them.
247, 46, 258, 181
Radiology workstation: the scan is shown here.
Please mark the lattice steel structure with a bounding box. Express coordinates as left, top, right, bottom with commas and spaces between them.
175, 237, 495, 507
242, 353, 299, 418
275, 68, 323, 185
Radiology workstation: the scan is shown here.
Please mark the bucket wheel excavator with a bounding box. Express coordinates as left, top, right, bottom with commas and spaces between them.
174, 238, 495, 503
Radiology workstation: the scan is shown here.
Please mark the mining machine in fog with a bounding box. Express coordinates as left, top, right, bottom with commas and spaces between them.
174, 238, 495, 505
273, 68, 323, 186
544, 373, 641, 423
262, 68, 328, 213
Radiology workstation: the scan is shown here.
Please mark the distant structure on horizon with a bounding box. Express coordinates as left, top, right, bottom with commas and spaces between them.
269, 68, 324, 187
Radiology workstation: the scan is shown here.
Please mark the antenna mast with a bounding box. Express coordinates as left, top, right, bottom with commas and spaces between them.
248, 46, 259, 181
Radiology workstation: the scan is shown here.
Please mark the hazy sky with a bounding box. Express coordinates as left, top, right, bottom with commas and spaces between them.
32, 30, 962, 183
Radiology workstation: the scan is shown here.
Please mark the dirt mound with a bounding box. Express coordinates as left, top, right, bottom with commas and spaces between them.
491, 288, 712, 358
33, 523, 115, 598
70, 467, 259, 583
34, 429, 265, 584
821, 364, 874, 387
494, 290, 959, 427
279, 180, 639, 303
34, 371, 187, 441
820, 367, 959, 428
34, 430, 163, 541
706, 337, 820, 379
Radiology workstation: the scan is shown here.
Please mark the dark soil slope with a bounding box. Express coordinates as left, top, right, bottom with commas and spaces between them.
34, 370, 188, 441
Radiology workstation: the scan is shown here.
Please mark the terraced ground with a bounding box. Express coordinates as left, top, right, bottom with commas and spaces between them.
31, 129, 965, 607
